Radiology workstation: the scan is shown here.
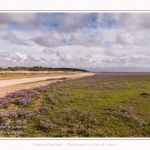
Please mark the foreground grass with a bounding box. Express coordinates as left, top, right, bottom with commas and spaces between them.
0, 73, 150, 137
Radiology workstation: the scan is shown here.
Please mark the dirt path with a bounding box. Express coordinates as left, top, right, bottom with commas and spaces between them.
0, 73, 95, 98
0, 73, 93, 88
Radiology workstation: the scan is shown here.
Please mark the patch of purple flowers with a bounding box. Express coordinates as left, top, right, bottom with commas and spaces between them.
39, 118, 54, 129
79, 111, 88, 117
3, 89, 40, 107
39, 106, 49, 112
0, 109, 34, 119
47, 94, 58, 103
35, 85, 49, 93
0, 118, 11, 126
117, 105, 148, 127
15, 119, 27, 126
17, 97, 32, 106
48, 94, 53, 101
0, 97, 12, 108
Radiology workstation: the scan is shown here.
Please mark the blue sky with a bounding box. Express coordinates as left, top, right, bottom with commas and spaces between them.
0, 13, 150, 72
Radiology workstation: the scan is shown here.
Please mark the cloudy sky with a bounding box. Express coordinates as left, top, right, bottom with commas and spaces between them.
0, 12, 150, 72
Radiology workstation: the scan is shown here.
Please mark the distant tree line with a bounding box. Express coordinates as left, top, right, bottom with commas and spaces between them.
0, 66, 88, 72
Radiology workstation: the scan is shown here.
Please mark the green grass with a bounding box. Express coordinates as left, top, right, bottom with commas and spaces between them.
0, 74, 150, 137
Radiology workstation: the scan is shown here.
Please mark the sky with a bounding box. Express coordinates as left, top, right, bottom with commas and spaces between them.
0, 12, 150, 72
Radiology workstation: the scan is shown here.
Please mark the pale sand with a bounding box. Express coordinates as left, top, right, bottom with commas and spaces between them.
0, 73, 95, 98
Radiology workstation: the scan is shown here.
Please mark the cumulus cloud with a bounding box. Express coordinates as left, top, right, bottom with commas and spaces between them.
98, 13, 150, 29
134, 38, 150, 47
31, 36, 53, 47
0, 13, 38, 25
31, 31, 65, 47
0, 57, 15, 67
100, 53, 150, 69
116, 32, 135, 46
0, 23, 8, 29
0, 52, 10, 58
3, 32, 29, 46
145, 51, 150, 56
72, 55, 97, 68
43, 30, 65, 42
105, 51, 116, 56
0, 52, 21, 60
59, 13, 97, 32
43, 48, 55, 54
1, 13, 150, 70
57, 51, 72, 62
27, 55, 39, 62
105, 51, 126, 57
9, 53, 21, 60
116, 32, 150, 47
0, 51, 57, 68
78, 55, 96, 65
40, 58, 48, 62
79, 55, 92, 62
38, 13, 98, 32
118, 13, 150, 29
15, 52, 27, 60
69, 32, 103, 47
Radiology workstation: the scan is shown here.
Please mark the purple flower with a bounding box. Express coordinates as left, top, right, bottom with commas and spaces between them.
48, 94, 53, 101
15, 119, 27, 125
15, 120, 22, 125
63, 108, 70, 113
40, 106, 49, 111
1, 119, 11, 126
10, 112, 18, 118
39, 119, 54, 129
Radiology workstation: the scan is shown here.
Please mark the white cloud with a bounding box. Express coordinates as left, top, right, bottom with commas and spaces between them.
31, 36, 53, 47
134, 38, 150, 47
98, 13, 150, 30
118, 13, 150, 29
31, 31, 66, 47
39, 58, 48, 62
0, 23, 8, 30
56, 51, 72, 62
0, 13, 38, 25
69, 32, 103, 47
43, 30, 66, 42
0, 51, 21, 60
116, 32, 150, 47
15, 52, 27, 59
105, 50, 126, 57
74, 55, 98, 68
99, 53, 150, 69
0, 57, 15, 67
0, 13, 150, 71
3, 32, 29, 46
145, 51, 150, 56
79, 55, 93, 62
27, 55, 39, 62
105, 51, 116, 56
47, 13, 97, 32
116, 32, 135, 46
43, 48, 55, 54
0, 51, 58, 67
0, 52, 10, 58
